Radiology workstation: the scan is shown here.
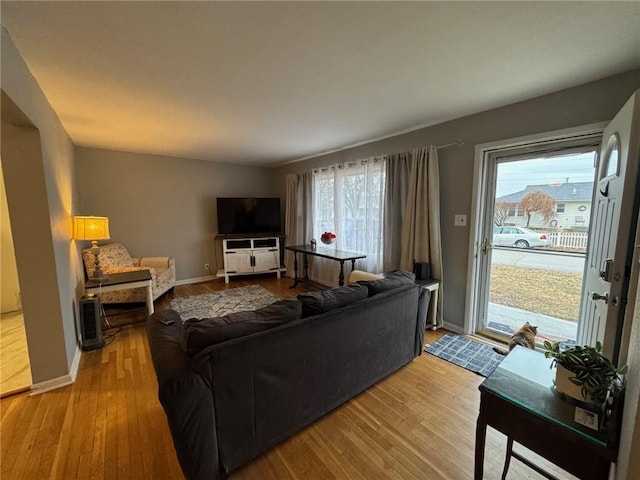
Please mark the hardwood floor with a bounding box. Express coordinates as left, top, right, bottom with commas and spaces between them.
0, 277, 576, 479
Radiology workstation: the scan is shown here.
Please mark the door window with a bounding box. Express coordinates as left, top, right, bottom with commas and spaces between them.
603, 134, 620, 179
473, 136, 600, 346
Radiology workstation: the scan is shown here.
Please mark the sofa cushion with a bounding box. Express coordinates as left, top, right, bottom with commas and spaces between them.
358, 270, 416, 296
297, 284, 368, 318
181, 298, 302, 355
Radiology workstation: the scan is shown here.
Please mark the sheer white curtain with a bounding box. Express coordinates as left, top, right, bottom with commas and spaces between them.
311, 157, 385, 285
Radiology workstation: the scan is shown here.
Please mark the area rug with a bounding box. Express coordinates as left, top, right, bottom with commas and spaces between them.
170, 285, 279, 320
425, 333, 504, 377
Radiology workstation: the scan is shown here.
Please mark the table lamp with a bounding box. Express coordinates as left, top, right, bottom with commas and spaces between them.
73, 216, 110, 279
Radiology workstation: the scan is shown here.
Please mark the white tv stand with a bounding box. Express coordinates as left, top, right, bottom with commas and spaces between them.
217, 236, 281, 284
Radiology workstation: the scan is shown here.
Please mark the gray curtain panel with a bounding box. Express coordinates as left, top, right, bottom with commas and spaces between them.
284, 172, 313, 278
382, 151, 411, 271
384, 146, 443, 324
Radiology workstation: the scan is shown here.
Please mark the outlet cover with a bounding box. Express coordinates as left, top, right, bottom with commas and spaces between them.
454, 214, 467, 227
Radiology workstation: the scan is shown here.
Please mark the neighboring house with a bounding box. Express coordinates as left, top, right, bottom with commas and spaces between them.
496, 181, 593, 230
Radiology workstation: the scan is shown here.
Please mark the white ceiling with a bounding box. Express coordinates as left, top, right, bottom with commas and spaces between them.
2, 1, 639, 167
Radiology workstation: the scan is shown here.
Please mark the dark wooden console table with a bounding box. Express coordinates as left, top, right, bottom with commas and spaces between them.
285, 244, 366, 288
475, 346, 619, 480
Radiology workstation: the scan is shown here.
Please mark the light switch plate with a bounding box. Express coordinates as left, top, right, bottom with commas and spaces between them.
454, 214, 467, 227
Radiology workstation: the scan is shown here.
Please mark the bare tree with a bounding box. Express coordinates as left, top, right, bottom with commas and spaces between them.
519, 191, 556, 227
494, 202, 512, 226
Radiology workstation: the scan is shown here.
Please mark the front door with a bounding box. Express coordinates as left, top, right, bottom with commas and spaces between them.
579, 91, 640, 361
476, 147, 598, 345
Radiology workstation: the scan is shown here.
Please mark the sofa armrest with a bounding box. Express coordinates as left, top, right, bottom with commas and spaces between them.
146, 310, 221, 480
133, 256, 175, 269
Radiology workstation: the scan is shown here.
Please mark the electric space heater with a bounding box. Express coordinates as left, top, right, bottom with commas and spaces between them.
79, 294, 104, 350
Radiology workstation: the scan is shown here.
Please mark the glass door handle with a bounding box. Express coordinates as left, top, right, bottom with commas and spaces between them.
481, 238, 489, 255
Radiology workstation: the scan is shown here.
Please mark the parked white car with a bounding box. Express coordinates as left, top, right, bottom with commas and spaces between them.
492, 226, 551, 249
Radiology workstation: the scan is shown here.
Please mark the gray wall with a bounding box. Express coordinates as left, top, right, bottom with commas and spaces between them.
1, 28, 84, 383
277, 68, 640, 330
75, 147, 281, 280
0, 162, 21, 313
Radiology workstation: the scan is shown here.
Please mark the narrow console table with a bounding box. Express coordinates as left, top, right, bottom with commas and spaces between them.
85, 270, 154, 316
475, 347, 619, 480
285, 244, 366, 287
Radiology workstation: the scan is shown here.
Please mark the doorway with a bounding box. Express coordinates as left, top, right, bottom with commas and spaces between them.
469, 91, 640, 361
468, 127, 604, 347
0, 160, 32, 397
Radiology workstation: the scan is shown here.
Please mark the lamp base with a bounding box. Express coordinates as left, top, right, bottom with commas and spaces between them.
90, 241, 105, 280
92, 270, 106, 280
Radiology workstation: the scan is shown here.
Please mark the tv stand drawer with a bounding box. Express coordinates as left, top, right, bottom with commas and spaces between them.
253, 238, 277, 248
226, 239, 252, 249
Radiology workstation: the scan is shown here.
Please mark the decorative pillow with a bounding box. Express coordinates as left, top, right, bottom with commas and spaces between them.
297, 284, 368, 318
181, 298, 302, 355
348, 270, 384, 284
358, 270, 415, 296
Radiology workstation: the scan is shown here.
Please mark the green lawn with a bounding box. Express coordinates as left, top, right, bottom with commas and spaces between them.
489, 265, 582, 322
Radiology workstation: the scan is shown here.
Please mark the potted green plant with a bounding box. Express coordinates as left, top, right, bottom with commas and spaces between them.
543, 340, 627, 407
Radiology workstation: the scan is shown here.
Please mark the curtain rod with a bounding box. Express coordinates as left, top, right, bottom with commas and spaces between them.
436, 140, 464, 149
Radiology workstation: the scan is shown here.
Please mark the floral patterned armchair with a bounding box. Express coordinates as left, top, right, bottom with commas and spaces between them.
82, 242, 176, 304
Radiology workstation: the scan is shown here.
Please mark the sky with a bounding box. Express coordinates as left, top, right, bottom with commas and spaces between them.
495, 152, 597, 198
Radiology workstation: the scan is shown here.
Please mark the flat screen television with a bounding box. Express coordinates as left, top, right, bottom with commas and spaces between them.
216, 197, 282, 235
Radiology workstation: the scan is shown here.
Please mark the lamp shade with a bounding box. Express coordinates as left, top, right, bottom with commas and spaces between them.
73, 216, 110, 241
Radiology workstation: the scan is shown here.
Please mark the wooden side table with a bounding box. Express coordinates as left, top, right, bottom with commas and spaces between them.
85, 270, 154, 317
475, 347, 619, 480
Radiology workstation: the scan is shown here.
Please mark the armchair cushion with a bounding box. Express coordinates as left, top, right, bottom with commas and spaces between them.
82, 242, 176, 304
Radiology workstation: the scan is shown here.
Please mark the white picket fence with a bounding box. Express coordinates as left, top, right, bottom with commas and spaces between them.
547, 231, 589, 251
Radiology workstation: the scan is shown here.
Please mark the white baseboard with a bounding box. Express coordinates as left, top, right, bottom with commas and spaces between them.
30, 373, 74, 396
174, 273, 287, 286
442, 321, 464, 334
29, 345, 82, 396
174, 275, 218, 286
69, 345, 81, 381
